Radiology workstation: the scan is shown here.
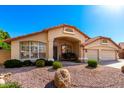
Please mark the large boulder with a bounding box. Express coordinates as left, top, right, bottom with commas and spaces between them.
0, 76, 5, 84
0, 73, 12, 84
54, 68, 71, 88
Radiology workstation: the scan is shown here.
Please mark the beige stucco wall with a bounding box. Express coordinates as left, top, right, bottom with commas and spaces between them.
54, 39, 74, 59
11, 32, 48, 59
48, 27, 87, 60
10, 25, 120, 61
11, 26, 87, 60
73, 42, 80, 57
85, 39, 119, 50
84, 39, 119, 61
11, 27, 87, 59
54, 38, 80, 60
0, 49, 11, 65
48, 27, 87, 42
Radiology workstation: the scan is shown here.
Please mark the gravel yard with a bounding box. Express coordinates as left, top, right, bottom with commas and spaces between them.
0, 64, 124, 88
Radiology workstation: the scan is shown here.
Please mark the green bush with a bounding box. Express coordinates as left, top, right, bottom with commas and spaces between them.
87, 60, 97, 68
0, 82, 21, 88
35, 59, 53, 66
4, 59, 22, 68
45, 60, 53, 66
53, 61, 63, 69
36, 60, 45, 67
22, 60, 32, 66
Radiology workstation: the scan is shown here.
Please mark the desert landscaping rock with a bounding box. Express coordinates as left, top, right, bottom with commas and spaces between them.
0, 75, 5, 84
0, 64, 124, 88
54, 68, 71, 88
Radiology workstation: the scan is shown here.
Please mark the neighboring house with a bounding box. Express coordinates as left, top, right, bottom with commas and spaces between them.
4, 24, 120, 62
0, 47, 11, 65
119, 42, 124, 59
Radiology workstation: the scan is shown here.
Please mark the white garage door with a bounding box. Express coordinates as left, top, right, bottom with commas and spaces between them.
86, 49, 98, 61
101, 50, 116, 61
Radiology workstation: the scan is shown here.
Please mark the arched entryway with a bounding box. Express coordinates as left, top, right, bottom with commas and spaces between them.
53, 36, 81, 61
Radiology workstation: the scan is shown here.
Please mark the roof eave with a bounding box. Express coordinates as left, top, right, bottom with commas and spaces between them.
3, 24, 90, 43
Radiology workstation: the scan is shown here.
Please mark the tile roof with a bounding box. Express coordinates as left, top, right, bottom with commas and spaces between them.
82, 36, 121, 49
4, 24, 90, 43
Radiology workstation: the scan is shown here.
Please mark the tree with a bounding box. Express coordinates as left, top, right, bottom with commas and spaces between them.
0, 29, 11, 49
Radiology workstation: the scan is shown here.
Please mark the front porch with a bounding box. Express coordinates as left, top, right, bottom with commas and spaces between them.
52, 37, 82, 61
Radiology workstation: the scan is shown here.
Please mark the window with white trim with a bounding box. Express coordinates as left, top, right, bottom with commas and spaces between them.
20, 41, 46, 59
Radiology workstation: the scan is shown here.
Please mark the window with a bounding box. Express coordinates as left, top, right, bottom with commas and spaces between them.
30, 42, 38, 59
65, 28, 73, 32
63, 28, 74, 34
20, 41, 46, 59
102, 39, 108, 44
20, 42, 29, 59
39, 42, 46, 58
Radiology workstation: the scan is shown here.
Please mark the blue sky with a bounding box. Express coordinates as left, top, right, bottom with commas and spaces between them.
0, 5, 124, 43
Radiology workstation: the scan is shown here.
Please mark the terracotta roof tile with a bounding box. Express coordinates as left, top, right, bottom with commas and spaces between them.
82, 36, 121, 49
4, 24, 90, 43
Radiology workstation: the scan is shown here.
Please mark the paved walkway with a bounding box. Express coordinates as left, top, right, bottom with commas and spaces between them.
61, 61, 82, 67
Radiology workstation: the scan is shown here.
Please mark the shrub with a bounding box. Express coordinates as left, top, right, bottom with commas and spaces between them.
36, 60, 45, 67
0, 82, 21, 88
45, 60, 53, 66
87, 60, 97, 68
4, 59, 22, 68
22, 60, 32, 66
53, 61, 63, 69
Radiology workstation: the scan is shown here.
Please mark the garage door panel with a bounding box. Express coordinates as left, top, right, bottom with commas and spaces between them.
86, 50, 98, 61
101, 50, 116, 61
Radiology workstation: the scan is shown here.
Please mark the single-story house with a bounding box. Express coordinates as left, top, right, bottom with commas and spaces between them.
4, 24, 121, 62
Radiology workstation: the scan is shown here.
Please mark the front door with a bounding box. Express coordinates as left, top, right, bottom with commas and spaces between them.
53, 46, 58, 60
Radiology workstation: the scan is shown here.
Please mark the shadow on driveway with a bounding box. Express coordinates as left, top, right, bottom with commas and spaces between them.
100, 60, 121, 65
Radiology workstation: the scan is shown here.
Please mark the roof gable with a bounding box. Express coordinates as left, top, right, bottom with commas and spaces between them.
4, 24, 90, 43
82, 36, 121, 49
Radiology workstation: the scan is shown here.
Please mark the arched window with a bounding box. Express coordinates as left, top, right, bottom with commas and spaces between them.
20, 41, 46, 59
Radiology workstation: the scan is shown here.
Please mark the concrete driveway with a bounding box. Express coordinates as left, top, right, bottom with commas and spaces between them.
101, 59, 124, 69
61, 60, 124, 69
